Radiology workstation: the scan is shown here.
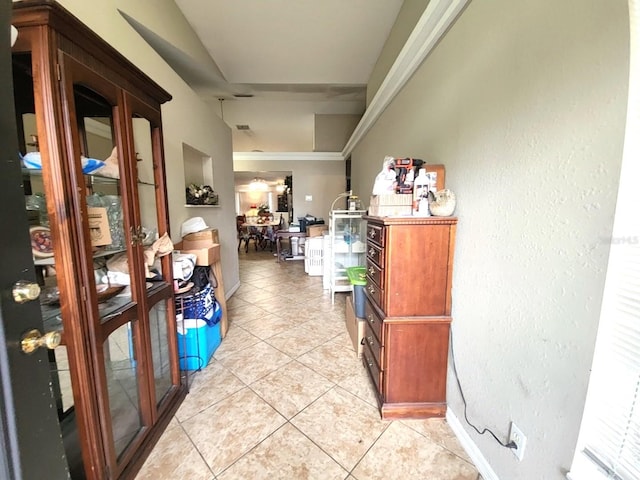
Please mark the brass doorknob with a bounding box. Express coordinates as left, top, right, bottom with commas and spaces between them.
21, 329, 61, 354
12, 280, 41, 304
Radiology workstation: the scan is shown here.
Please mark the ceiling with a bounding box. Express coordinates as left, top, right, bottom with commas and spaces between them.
233, 170, 290, 190
170, 0, 405, 153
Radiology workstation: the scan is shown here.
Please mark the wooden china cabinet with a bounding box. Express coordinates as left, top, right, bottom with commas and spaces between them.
362, 215, 457, 420
12, 1, 186, 478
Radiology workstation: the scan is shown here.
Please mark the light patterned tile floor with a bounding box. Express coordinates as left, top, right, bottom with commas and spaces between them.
136, 249, 479, 479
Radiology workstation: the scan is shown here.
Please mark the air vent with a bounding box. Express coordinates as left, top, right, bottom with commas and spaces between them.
233, 93, 254, 98
236, 124, 250, 130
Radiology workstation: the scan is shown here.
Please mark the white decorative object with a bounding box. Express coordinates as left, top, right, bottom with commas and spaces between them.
429, 189, 456, 216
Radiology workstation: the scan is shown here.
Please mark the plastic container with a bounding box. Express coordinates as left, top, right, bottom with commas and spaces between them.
305, 237, 324, 276
346, 266, 367, 317
176, 318, 221, 371
413, 168, 431, 216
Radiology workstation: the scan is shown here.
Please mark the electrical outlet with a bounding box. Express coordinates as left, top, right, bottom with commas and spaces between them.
509, 422, 527, 461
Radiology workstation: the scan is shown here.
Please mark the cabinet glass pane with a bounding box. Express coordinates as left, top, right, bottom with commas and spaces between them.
13, 53, 61, 332
330, 211, 367, 302
50, 346, 73, 413
103, 322, 142, 458
149, 299, 173, 405
332, 214, 366, 268
132, 116, 165, 282
72, 85, 135, 318
13, 54, 75, 418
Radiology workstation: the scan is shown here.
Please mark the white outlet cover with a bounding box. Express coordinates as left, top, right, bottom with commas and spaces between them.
509, 422, 527, 461
305, 195, 312, 201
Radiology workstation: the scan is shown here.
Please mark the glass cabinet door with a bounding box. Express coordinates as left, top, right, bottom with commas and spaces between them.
329, 210, 367, 303
62, 55, 150, 473
126, 96, 177, 410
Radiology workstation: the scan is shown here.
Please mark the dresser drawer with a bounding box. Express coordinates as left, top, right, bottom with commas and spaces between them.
362, 343, 382, 395
366, 223, 384, 248
365, 279, 383, 314
363, 321, 383, 369
363, 296, 383, 343
366, 257, 383, 289
366, 242, 384, 268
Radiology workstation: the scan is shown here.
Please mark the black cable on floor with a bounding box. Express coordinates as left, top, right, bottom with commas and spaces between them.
449, 327, 516, 449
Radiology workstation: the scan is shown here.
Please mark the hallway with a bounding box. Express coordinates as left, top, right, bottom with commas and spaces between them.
136, 249, 479, 479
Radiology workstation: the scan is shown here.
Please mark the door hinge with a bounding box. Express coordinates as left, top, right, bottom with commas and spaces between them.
56, 63, 61, 81
81, 285, 86, 302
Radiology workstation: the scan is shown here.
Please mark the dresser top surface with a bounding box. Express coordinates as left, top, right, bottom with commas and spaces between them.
363, 216, 457, 226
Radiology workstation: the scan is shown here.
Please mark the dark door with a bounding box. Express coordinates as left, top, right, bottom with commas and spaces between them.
0, 4, 69, 479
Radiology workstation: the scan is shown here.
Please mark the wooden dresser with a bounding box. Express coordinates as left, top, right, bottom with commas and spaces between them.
362, 216, 457, 419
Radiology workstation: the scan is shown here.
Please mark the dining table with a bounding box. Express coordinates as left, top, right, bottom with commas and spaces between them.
241, 220, 281, 228
241, 220, 282, 252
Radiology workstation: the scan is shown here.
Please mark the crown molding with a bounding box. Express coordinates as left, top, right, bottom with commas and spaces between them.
233, 151, 344, 162
342, 0, 470, 157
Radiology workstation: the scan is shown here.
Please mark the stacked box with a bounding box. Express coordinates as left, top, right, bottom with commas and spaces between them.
345, 295, 365, 357
182, 228, 219, 244
369, 194, 413, 217
174, 241, 220, 266
306, 224, 327, 237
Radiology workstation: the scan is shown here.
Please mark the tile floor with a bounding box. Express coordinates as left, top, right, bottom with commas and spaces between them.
136, 249, 479, 479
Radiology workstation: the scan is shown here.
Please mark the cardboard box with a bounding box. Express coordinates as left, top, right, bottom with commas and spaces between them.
175, 241, 220, 266
87, 207, 112, 247
425, 164, 446, 191
182, 228, 219, 245
346, 294, 365, 358
306, 224, 327, 237
368, 194, 413, 217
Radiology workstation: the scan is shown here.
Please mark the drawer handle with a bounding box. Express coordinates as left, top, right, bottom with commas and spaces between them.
367, 336, 374, 346
368, 286, 375, 295
368, 248, 375, 256
367, 314, 374, 323
367, 359, 374, 367
368, 266, 375, 275
369, 230, 376, 238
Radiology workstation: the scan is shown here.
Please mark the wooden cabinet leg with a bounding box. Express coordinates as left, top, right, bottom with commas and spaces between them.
212, 260, 228, 338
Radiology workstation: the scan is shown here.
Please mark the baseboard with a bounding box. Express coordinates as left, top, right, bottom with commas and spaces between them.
226, 281, 240, 299
446, 409, 500, 480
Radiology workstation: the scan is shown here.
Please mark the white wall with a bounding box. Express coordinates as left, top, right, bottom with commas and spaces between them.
366, 0, 430, 106
56, 0, 240, 294
313, 114, 362, 152
351, 1, 629, 479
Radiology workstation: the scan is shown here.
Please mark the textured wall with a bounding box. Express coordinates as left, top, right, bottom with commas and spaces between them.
351, 0, 629, 478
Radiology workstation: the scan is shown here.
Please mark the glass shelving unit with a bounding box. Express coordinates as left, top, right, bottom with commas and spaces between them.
329, 210, 367, 303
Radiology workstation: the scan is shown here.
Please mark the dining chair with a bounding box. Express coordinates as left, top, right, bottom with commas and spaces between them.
236, 215, 249, 252
236, 215, 262, 252
261, 215, 285, 252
